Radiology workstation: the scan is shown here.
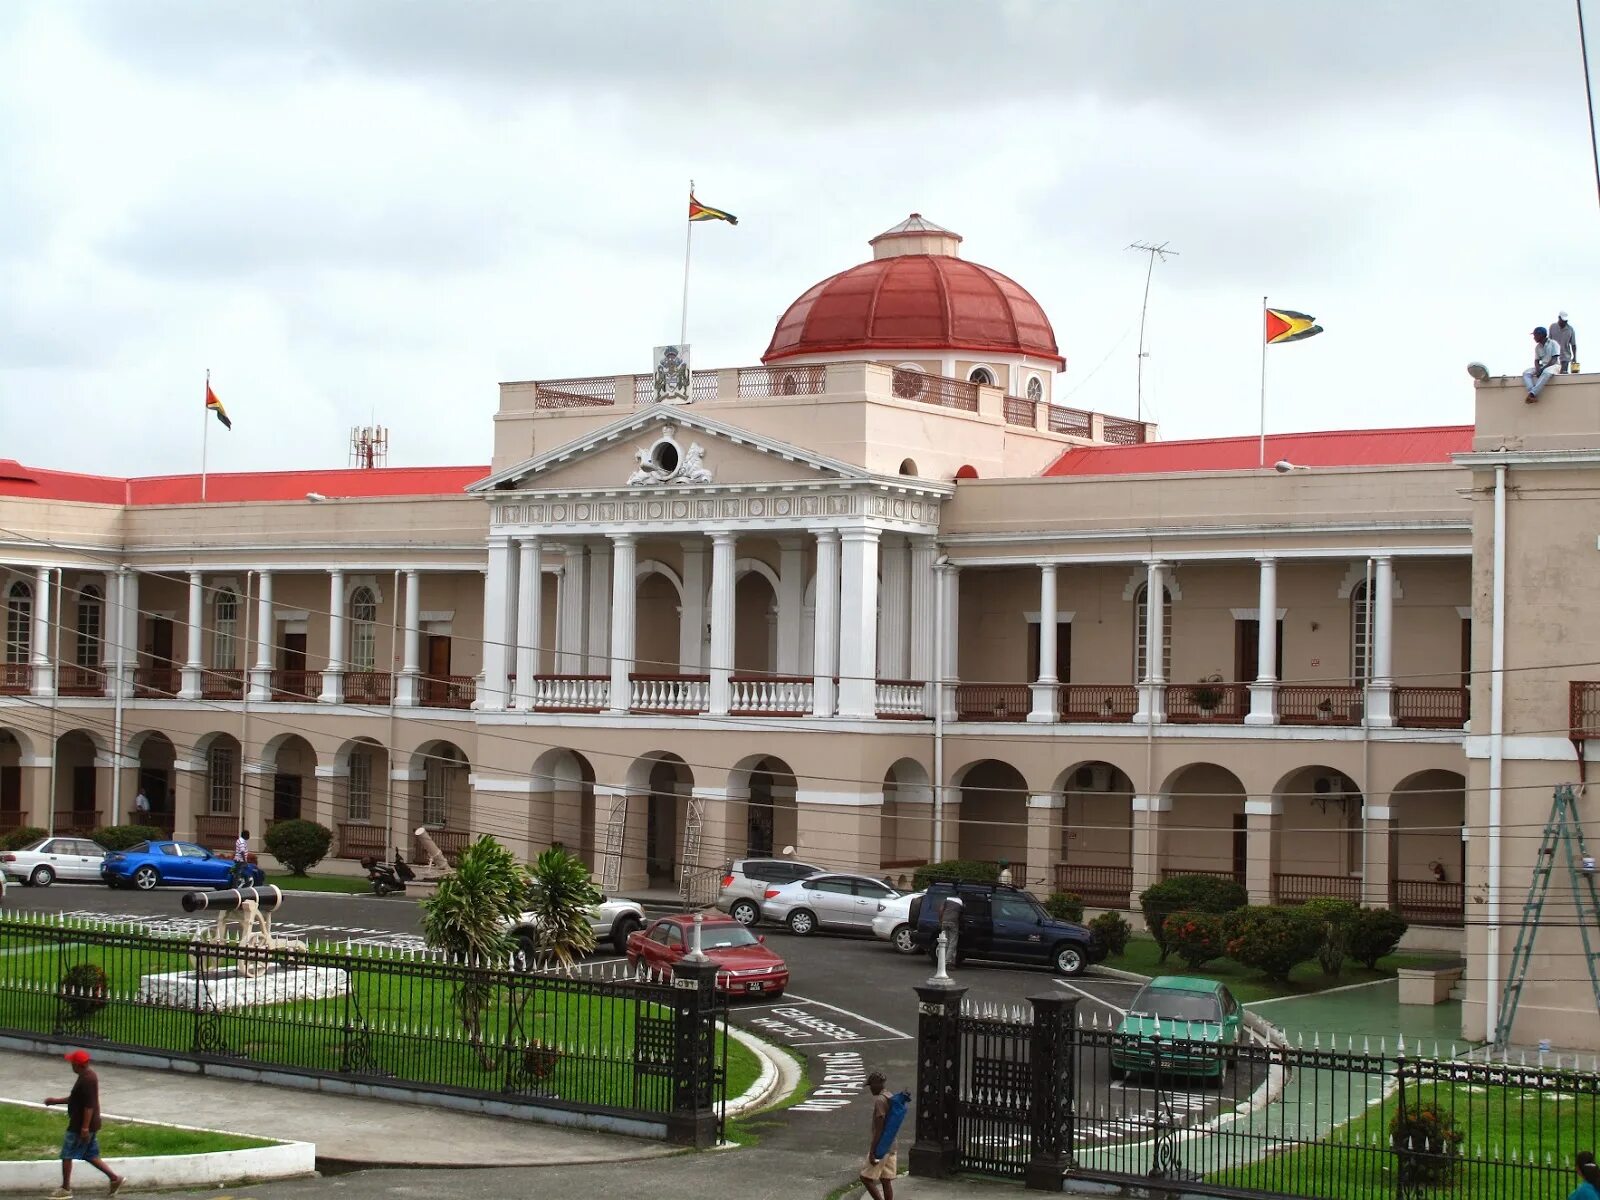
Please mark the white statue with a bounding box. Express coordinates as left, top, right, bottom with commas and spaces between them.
681, 442, 713, 484
627, 447, 661, 486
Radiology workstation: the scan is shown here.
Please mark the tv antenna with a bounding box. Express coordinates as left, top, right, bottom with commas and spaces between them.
349, 424, 389, 469
1127, 241, 1179, 422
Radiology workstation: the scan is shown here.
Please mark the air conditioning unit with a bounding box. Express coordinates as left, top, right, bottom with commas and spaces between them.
1074, 764, 1114, 792
1313, 775, 1346, 796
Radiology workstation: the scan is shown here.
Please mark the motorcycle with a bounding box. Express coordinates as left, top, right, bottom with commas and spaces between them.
361, 851, 415, 896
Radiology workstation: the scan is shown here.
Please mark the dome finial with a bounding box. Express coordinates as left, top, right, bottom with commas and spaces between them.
870, 213, 962, 260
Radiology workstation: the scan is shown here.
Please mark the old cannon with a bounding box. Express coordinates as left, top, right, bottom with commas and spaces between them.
182, 886, 302, 978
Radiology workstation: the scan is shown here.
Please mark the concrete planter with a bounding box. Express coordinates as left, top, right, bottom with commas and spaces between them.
1397, 965, 1463, 1005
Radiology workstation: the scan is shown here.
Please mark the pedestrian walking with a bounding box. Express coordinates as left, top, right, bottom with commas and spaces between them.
43, 1050, 124, 1198
1553, 311, 1579, 373
996, 858, 1013, 885
1524, 326, 1562, 403
860, 1071, 910, 1200
229, 829, 251, 887
132, 788, 151, 821
1571, 1150, 1600, 1199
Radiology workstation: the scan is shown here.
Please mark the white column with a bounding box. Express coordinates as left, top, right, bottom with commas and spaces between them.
909, 536, 937, 682
1247, 557, 1279, 725
1368, 555, 1396, 727
608, 534, 637, 713
938, 563, 961, 721
586, 542, 612, 675
177, 570, 203, 699
117, 569, 140, 698
811, 531, 841, 717
878, 536, 910, 679
396, 569, 421, 706
319, 568, 346, 703
249, 571, 273, 701
776, 536, 806, 676
514, 540, 541, 709
1134, 561, 1167, 723
479, 536, 513, 710
708, 531, 737, 715
1028, 563, 1059, 722
679, 540, 706, 671
29, 567, 54, 697
837, 527, 881, 719
558, 543, 586, 673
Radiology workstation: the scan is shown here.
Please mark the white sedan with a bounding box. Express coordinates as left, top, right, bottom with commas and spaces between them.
0, 836, 109, 887
506, 893, 646, 960
871, 890, 924, 954
762, 872, 904, 936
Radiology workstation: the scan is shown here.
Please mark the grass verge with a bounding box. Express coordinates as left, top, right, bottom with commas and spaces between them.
263, 874, 375, 894
0, 1100, 274, 1161
1100, 937, 1458, 1002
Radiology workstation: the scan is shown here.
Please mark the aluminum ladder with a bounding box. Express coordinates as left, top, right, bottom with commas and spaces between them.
1494, 784, 1600, 1046
597, 793, 630, 895
678, 794, 706, 903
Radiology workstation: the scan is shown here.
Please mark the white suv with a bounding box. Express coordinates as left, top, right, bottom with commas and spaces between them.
507, 893, 646, 962
715, 858, 825, 925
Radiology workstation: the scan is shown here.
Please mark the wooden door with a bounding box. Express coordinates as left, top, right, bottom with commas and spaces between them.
0, 765, 19, 818
1234, 619, 1285, 682
1460, 618, 1472, 692
273, 774, 303, 821
72, 765, 96, 820
1232, 813, 1248, 882
149, 619, 174, 663
424, 635, 451, 704
282, 633, 307, 672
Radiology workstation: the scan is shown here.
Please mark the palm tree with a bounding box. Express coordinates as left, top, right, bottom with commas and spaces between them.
522, 847, 601, 970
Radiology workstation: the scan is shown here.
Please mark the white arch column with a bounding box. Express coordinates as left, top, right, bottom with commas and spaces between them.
1367, 555, 1396, 727
707, 531, 737, 715
811, 531, 840, 717
396, 569, 421, 706
1028, 563, 1059, 722
319, 568, 346, 703
515, 540, 541, 709
249, 571, 274, 702
608, 534, 637, 713
177, 570, 203, 700
1133, 560, 1168, 724
837, 528, 881, 719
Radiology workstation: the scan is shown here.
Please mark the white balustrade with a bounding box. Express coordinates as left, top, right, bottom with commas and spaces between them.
630, 675, 710, 713
874, 679, 928, 719
729, 677, 814, 715
530, 675, 609, 711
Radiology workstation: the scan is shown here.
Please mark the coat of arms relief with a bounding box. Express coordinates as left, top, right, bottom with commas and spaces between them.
627, 424, 714, 487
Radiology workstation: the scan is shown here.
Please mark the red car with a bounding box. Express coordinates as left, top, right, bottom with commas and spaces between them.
626, 914, 789, 998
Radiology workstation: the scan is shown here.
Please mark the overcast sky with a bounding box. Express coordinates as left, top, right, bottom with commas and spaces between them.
1, 1, 1593, 477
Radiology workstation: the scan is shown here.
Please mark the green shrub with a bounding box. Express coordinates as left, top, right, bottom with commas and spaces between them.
1166, 910, 1228, 969
90, 824, 166, 852
1300, 897, 1361, 976
1391, 1104, 1463, 1186
912, 859, 1000, 890
1089, 911, 1132, 957
1139, 875, 1250, 962
263, 820, 333, 876
59, 963, 109, 1020
1043, 891, 1084, 923
1224, 906, 1321, 983
2, 826, 46, 851
1349, 907, 1409, 969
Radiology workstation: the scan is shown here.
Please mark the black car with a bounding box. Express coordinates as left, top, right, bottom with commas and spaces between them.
910, 880, 1104, 976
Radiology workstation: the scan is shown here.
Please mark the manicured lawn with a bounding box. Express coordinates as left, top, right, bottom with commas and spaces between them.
1207, 1079, 1592, 1198
0, 921, 759, 1115
263, 874, 375, 894
0, 1100, 273, 1161
1100, 936, 1458, 1002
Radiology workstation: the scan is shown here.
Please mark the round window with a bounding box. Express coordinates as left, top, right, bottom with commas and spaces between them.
651, 441, 680, 475
892, 367, 926, 399
969, 367, 995, 386
1026, 377, 1043, 402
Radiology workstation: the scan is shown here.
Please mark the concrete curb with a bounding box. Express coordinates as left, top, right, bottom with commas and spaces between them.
0, 1102, 314, 1194
723, 1025, 801, 1120
1086, 963, 1150, 984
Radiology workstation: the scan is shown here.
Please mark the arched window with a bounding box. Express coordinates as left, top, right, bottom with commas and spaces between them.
347, 748, 372, 822
1350, 581, 1371, 683
423, 757, 448, 827
207, 743, 236, 815
74, 585, 102, 670
5, 583, 31, 665
968, 367, 996, 386
1133, 584, 1173, 682
1026, 376, 1044, 402
211, 589, 238, 669
349, 587, 378, 671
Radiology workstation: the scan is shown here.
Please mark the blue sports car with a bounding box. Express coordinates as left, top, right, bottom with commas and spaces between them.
101, 841, 265, 891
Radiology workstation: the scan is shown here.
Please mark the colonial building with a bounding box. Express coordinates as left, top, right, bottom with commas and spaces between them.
0, 214, 1589, 1046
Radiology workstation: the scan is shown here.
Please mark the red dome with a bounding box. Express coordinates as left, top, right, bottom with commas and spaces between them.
762, 254, 1063, 367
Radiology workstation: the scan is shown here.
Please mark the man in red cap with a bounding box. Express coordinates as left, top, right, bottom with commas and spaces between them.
43, 1050, 123, 1197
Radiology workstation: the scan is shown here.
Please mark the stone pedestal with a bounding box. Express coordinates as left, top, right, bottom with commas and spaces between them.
139, 962, 349, 1010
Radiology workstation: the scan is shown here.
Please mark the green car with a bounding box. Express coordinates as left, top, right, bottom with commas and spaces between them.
1111, 976, 1242, 1079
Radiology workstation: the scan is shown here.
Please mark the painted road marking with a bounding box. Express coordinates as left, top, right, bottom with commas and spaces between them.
788, 1049, 868, 1114
1054, 978, 1129, 1016
781, 993, 914, 1039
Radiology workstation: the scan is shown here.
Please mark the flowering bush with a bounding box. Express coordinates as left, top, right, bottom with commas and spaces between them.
1138, 875, 1249, 963
1166, 911, 1227, 968
1390, 1104, 1463, 1185
1089, 911, 1132, 957
1224, 906, 1321, 982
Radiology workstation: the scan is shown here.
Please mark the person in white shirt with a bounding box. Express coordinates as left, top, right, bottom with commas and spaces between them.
229, 830, 251, 886
1525, 326, 1562, 402
1552, 311, 1579, 372
132, 789, 151, 820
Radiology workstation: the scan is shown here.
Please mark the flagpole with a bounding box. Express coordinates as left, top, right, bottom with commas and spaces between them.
680, 179, 694, 346
202, 369, 210, 502
1258, 296, 1268, 468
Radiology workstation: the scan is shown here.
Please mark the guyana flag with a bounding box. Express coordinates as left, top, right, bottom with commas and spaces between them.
205, 381, 232, 429
688, 193, 737, 225
1265, 308, 1324, 345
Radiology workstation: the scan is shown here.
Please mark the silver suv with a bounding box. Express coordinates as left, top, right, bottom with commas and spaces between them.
716, 857, 825, 925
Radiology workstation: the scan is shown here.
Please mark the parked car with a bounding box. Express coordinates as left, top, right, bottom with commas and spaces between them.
0, 836, 109, 886
762, 872, 903, 936
909, 880, 1104, 976
1112, 976, 1243, 1079
101, 841, 266, 891
626, 914, 789, 998
715, 857, 826, 926
871, 890, 924, 954
506, 892, 646, 960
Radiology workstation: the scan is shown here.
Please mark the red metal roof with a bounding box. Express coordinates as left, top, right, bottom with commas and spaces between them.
763, 254, 1064, 367
1041, 426, 1475, 477
0, 460, 487, 505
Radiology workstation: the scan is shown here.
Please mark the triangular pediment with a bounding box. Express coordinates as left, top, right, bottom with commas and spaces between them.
471, 406, 883, 495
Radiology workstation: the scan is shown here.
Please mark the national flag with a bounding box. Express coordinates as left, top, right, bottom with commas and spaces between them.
206, 382, 232, 429
1265, 308, 1324, 345
688, 193, 737, 225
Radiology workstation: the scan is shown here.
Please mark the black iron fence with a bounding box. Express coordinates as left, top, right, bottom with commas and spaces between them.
0, 915, 726, 1146
913, 981, 1600, 1197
